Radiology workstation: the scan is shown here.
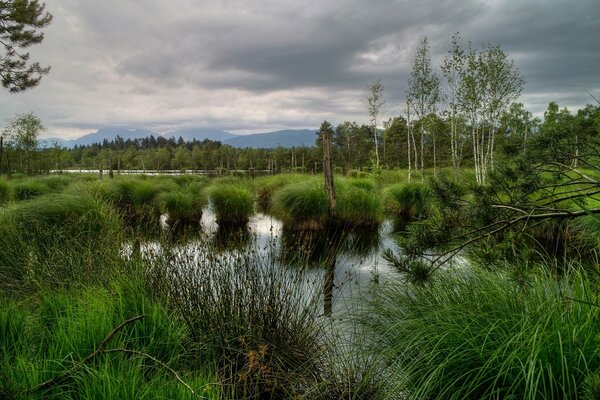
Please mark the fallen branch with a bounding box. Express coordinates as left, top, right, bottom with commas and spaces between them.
31, 315, 146, 392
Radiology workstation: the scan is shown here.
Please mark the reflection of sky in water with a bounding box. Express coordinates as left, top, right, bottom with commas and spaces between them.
140, 207, 403, 316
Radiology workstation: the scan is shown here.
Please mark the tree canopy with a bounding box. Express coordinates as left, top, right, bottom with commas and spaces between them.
0, 0, 52, 92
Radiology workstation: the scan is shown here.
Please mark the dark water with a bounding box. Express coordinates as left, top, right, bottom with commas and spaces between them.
137, 208, 402, 316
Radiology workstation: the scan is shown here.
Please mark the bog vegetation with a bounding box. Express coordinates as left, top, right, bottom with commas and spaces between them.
2, 31, 600, 399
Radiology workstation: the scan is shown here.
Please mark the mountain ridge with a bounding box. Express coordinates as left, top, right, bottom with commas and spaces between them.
41, 127, 318, 149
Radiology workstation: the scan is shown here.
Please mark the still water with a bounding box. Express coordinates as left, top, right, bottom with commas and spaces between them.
133, 208, 402, 316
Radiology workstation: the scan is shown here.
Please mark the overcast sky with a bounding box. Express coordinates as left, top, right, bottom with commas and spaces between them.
1, 0, 599, 139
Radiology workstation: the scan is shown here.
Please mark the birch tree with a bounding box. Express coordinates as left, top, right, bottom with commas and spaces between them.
441, 33, 466, 170
458, 44, 523, 184
407, 37, 440, 175
367, 79, 384, 168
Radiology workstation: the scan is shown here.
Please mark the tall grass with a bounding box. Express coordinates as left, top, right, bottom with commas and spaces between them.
384, 182, 431, 230
271, 177, 382, 230
208, 183, 254, 227
0, 178, 11, 203
336, 181, 382, 228
360, 267, 600, 399
0, 193, 123, 293
92, 177, 176, 226
0, 276, 217, 399
271, 178, 328, 230
254, 174, 301, 212
11, 179, 50, 200
159, 242, 325, 398
158, 182, 208, 227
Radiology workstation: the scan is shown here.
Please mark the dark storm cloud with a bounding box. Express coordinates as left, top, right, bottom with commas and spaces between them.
0, 0, 598, 137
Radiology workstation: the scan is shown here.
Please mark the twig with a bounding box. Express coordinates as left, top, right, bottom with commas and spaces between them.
104, 348, 209, 399
31, 315, 146, 392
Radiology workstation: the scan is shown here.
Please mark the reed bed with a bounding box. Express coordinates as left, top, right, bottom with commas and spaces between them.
158, 181, 208, 227
359, 267, 600, 399
208, 183, 254, 227
0, 193, 123, 293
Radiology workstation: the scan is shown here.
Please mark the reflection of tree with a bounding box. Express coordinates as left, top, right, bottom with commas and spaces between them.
280, 224, 382, 316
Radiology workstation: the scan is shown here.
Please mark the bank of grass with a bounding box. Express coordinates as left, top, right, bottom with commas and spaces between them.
158, 181, 208, 227
208, 183, 254, 227
0, 193, 123, 294
271, 177, 382, 230
254, 173, 302, 212
0, 276, 218, 399
90, 177, 176, 225
0, 178, 11, 203
384, 182, 431, 230
360, 267, 600, 399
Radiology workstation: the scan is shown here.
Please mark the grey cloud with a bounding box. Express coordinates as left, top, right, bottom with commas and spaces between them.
1, 0, 599, 136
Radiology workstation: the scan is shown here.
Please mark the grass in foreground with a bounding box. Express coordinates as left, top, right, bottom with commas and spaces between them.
360, 267, 600, 399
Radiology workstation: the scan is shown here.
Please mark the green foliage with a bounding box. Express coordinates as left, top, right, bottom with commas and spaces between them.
336, 181, 382, 228
98, 177, 175, 224
158, 182, 207, 226
0, 0, 52, 92
360, 268, 600, 399
271, 178, 328, 229
253, 173, 300, 212
163, 245, 323, 398
385, 182, 431, 230
0, 278, 217, 399
0, 193, 122, 293
11, 178, 49, 200
0, 178, 11, 202
209, 183, 254, 227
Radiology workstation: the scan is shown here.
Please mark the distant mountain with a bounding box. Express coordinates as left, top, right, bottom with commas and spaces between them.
41, 128, 158, 148
41, 127, 318, 149
163, 127, 238, 142
224, 129, 316, 148
73, 128, 157, 146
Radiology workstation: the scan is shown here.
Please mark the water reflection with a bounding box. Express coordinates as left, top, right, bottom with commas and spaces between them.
142, 208, 401, 316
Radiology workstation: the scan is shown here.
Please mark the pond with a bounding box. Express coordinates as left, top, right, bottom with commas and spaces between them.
132, 208, 403, 317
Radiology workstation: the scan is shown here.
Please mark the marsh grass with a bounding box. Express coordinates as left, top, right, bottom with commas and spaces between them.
0, 193, 123, 293
209, 183, 254, 227
0, 178, 11, 203
98, 178, 176, 225
254, 174, 301, 212
360, 267, 600, 399
271, 177, 382, 230
0, 276, 218, 399
271, 178, 328, 230
384, 182, 431, 230
156, 240, 325, 398
158, 182, 208, 228
11, 179, 50, 200
336, 182, 382, 228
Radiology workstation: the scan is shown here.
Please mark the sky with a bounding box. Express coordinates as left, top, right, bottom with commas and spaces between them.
0, 0, 599, 139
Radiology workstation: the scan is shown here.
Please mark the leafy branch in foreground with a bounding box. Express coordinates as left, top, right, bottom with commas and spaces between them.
0, 0, 53, 92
